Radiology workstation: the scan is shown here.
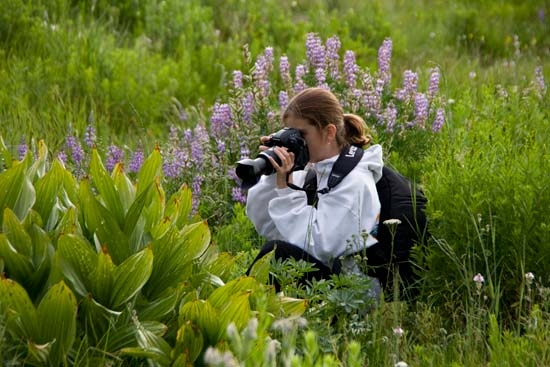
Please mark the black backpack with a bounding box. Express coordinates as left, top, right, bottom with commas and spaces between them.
297, 145, 428, 299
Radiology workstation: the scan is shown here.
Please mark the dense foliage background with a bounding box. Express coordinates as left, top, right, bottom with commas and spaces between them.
1, 0, 549, 366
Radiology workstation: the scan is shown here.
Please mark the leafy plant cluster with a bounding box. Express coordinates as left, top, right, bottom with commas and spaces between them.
0, 142, 308, 365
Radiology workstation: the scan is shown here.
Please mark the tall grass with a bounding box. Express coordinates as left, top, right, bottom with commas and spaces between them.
1, 0, 549, 366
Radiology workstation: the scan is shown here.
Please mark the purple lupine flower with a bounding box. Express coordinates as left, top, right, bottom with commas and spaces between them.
190, 124, 208, 168
294, 64, 307, 93
414, 92, 429, 127
384, 103, 398, 132
377, 38, 392, 85
534, 66, 547, 95
231, 186, 247, 204
395, 70, 418, 101
66, 135, 84, 166
252, 47, 274, 98
279, 91, 289, 111
343, 50, 358, 90
240, 143, 250, 159
279, 56, 292, 87
431, 108, 445, 132
217, 139, 226, 154
306, 33, 326, 71
326, 35, 341, 80
241, 92, 255, 125
169, 125, 180, 145
427, 67, 440, 100
210, 102, 233, 139
84, 124, 96, 148
163, 160, 180, 179
18, 139, 28, 160
128, 148, 145, 173
105, 144, 124, 172
191, 175, 203, 213
57, 150, 67, 165
183, 128, 193, 142
233, 70, 243, 89
315, 67, 328, 89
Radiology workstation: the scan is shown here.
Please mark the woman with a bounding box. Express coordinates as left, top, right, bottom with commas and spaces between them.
245, 87, 383, 292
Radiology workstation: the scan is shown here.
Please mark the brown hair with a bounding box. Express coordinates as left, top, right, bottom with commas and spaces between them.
282, 87, 372, 147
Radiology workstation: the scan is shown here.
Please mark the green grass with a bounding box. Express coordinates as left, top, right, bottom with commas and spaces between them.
1, 0, 549, 366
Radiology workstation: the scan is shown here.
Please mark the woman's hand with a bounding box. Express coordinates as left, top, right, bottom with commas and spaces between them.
266, 146, 295, 189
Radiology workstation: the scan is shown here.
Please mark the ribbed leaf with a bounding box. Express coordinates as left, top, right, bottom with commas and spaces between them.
208, 277, 260, 310
178, 299, 219, 346
0, 156, 33, 227
145, 222, 210, 299
57, 234, 97, 297
3, 208, 32, 257
90, 251, 115, 305
80, 296, 122, 342
123, 182, 154, 253
268, 296, 308, 318
104, 320, 167, 353
33, 159, 65, 227
112, 162, 136, 214
136, 144, 163, 198
143, 178, 165, 235
150, 186, 193, 239
89, 148, 124, 227
138, 287, 181, 321
0, 233, 33, 288
27, 139, 49, 180
110, 247, 154, 308
119, 314, 172, 366
0, 277, 38, 339
51, 206, 80, 242
79, 177, 130, 264
36, 281, 77, 366
175, 321, 204, 364
217, 291, 252, 338
25, 220, 53, 299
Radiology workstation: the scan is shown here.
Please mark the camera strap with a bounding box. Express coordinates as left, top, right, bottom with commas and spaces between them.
287, 145, 363, 207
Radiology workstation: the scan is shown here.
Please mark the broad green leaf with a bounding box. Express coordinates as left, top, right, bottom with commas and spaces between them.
136, 144, 163, 198
25, 221, 53, 299
36, 281, 77, 366
268, 296, 308, 318
89, 148, 124, 227
51, 206, 80, 242
27, 139, 48, 180
246, 249, 273, 285
208, 277, 260, 310
3, 208, 32, 257
145, 222, 210, 299
110, 247, 154, 308
34, 159, 65, 227
178, 299, 219, 346
57, 234, 97, 297
112, 162, 136, 214
174, 321, 204, 364
206, 252, 238, 282
79, 178, 130, 264
90, 251, 115, 305
0, 155, 34, 226
0, 233, 33, 287
217, 291, 252, 338
143, 178, 165, 235
120, 314, 172, 366
150, 186, 193, 239
0, 277, 38, 339
138, 287, 181, 321
104, 320, 167, 353
123, 182, 154, 253
80, 296, 122, 342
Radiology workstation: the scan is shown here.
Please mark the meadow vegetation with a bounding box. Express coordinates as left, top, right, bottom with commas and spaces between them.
0, 0, 549, 366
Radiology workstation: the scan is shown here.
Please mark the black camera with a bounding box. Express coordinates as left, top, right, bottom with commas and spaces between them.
236, 127, 309, 189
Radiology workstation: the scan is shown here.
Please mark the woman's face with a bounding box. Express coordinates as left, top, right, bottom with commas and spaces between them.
284, 116, 337, 163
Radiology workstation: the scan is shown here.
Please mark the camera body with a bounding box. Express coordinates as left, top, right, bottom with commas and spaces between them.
236, 127, 309, 188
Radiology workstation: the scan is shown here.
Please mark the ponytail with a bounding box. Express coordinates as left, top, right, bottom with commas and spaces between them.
342, 113, 372, 147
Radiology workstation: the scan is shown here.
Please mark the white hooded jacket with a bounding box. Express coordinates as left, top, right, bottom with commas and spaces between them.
246, 144, 384, 267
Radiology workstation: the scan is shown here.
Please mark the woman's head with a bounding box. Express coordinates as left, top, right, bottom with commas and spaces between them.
282, 87, 371, 162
